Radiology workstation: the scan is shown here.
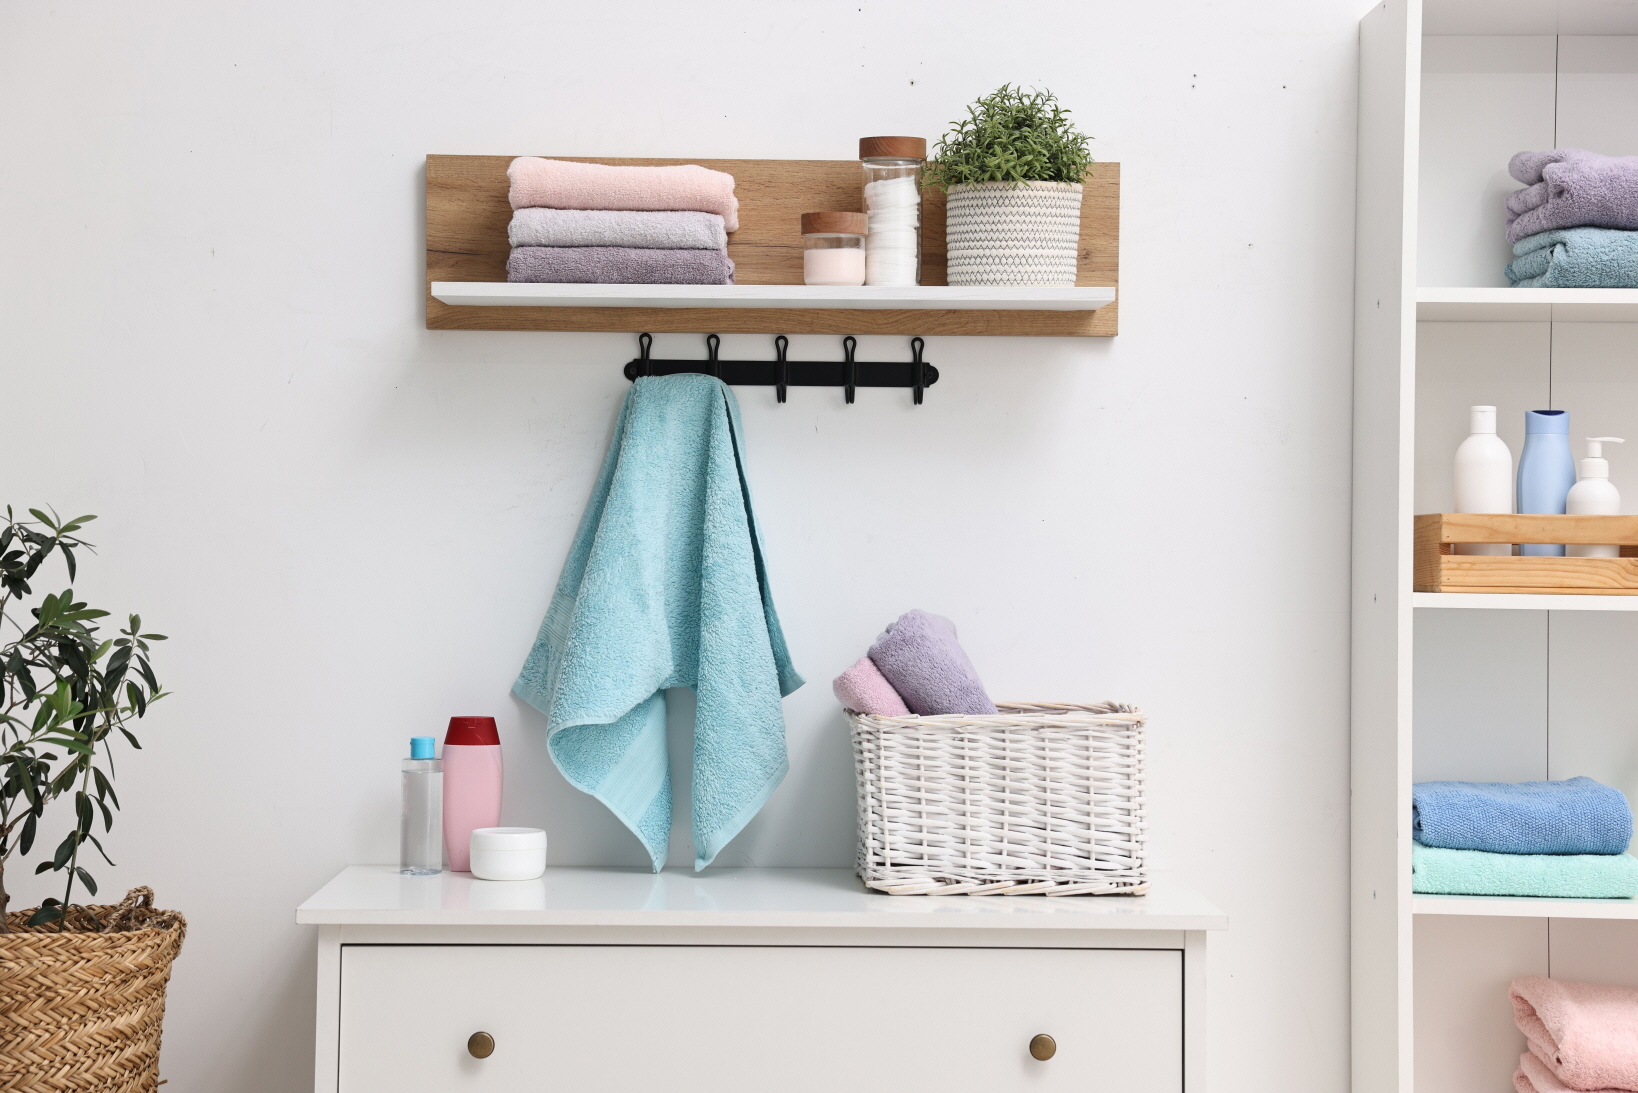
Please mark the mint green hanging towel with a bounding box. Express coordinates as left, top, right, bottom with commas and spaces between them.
1412, 843, 1638, 898
513, 374, 802, 872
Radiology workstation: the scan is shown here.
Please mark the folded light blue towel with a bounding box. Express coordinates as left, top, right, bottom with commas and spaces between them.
1506, 227, 1638, 287
1412, 843, 1638, 898
1413, 777, 1632, 855
513, 375, 803, 872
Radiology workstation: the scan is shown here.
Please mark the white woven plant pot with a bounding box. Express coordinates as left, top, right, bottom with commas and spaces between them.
944, 180, 1083, 286
849, 701, 1147, 896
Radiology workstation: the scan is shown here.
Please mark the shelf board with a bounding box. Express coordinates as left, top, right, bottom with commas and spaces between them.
1414, 893, 1638, 919
431, 283, 1115, 312
1413, 592, 1638, 610
1417, 287, 1638, 322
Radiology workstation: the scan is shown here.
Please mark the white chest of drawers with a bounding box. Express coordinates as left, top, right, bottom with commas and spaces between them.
299, 867, 1225, 1093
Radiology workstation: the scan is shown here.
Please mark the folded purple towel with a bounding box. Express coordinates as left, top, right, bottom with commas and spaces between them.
506, 246, 735, 285
833, 656, 910, 716
867, 609, 996, 716
1506, 149, 1638, 244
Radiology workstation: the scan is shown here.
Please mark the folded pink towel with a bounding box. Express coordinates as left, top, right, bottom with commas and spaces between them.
832, 656, 910, 716
508, 158, 739, 232
1515, 1050, 1629, 1093
1512, 976, 1638, 1092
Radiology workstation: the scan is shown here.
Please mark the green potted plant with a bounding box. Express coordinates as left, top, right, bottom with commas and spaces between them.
925, 85, 1095, 286
0, 507, 180, 1091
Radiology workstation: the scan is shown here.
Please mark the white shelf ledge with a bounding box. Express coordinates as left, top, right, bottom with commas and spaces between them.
1414, 893, 1638, 919
1413, 592, 1638, 611
430, 282, 1116, 312
1417, 287, 1638, 322
297, 866, 1226, 931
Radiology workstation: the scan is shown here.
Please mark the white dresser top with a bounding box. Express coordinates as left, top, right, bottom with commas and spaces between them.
297, 866, 1227, 931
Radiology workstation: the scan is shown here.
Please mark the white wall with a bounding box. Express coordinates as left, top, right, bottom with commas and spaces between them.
0, 2, 1360, 1090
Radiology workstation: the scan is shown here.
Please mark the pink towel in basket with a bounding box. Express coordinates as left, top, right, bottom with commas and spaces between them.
1511, 976, 1638, 1092
508, 158, 739, 232
832, 656, 910, 716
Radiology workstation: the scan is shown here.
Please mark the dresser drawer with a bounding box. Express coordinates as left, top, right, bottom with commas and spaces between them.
337, 944, 1182, 1092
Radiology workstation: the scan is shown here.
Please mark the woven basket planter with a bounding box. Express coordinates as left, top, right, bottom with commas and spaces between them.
944, 180, 1084, 286
850, 701, 1146, 895
0, 887, 186, 1093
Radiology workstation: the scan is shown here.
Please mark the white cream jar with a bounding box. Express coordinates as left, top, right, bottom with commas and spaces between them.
468, 826, 547, 880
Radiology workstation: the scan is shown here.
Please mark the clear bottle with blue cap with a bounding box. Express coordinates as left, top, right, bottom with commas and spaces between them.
401, 736, 443, 875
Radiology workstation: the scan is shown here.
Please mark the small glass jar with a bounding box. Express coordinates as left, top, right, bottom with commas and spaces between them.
801, 211, 867, 286
860, 136, 926, 286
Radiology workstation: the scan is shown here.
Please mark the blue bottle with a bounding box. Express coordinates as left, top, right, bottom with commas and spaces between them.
1517, 410, 1576, 557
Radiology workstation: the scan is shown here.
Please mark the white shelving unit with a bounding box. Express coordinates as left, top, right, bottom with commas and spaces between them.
1356, 2, 1638, 1090
429, 282, 1117, 312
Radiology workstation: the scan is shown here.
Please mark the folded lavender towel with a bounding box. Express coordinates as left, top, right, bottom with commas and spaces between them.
1507, 149, 1638, 244
509, 208, 729, 251
833, 656, 910, 716
867, 610, 996, 716
507, 246, 735, 285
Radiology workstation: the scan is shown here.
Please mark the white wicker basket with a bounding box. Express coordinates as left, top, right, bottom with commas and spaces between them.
850, 701, 1146, 896
944, 180, 1084, 286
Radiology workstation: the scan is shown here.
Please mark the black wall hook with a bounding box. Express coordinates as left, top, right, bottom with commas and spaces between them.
623, 333, 939, 406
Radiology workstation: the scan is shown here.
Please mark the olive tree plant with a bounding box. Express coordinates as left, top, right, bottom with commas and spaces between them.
0, 509, 166, 929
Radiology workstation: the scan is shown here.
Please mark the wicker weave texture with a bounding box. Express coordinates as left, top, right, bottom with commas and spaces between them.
0, 888, 186, 1093
944, 181, 1084, 287
851, 702, 1147, 896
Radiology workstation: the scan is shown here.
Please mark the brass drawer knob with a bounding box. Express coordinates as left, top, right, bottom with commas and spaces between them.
468, 1032, 495, 1059
1029, 1033, 1056, 1061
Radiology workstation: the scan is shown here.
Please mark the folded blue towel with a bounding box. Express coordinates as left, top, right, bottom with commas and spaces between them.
513, 374, 803, 872
1413, 777, 1633, 855
1412, 843, 1638, 898
1506, 227, 1638, 287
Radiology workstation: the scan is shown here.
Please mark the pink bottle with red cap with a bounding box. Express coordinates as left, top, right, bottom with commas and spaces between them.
441, 716, 503, 873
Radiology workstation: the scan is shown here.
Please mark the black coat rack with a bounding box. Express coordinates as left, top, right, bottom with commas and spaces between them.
623, 333, 937, 405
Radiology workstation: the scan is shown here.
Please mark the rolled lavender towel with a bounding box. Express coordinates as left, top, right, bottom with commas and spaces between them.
507, 247, 735, 285
508, 158, 739, 232
1511, 976, 1638, 1093
832, 656, 910, 716
1413, 776, 1632, 855
509, 208, 728, 251
867, 610, 997, 716
1506, 227, 1638, 288
1506, 149, 1638, 244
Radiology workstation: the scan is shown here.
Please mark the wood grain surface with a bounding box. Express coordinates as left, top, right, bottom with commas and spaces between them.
1414, 513, 1638, 593
425, 155, 1119, 336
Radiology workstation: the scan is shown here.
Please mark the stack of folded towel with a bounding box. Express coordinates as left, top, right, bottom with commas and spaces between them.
831, 609, 997, 717
1506, 149, 1638, 287
1412, 777, 1638, 899
1511, 975, 1638, 1093
505, 158, 739, 285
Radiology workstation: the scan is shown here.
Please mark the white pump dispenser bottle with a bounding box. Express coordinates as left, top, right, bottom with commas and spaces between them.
1567, 437, 1625, 557
1453, 405, 1514, 556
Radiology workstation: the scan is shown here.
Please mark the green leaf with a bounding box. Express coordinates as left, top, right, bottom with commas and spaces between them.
118, 727, 142, 750
126, 682, 146, 716
19, 812, 36, 855
139, 634, 167, 641
51, 831, 76, 868
27, 904, 63, 926
75, 866, 97, 896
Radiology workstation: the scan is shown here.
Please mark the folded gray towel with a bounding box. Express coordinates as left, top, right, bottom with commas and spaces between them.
508, 208, 729, 251
1506, 148, 1638, 244
868, 609, 997, 717
1506, 227, 1638, 287
506, 246, 735, 285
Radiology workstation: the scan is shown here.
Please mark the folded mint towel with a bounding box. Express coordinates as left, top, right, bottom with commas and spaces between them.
1506, 227, 1638, 287
1414, 777, 1632, 855
507, 246, 735, 285
513, 375, 802, 872
868, 609, 996, 716
1507, 148, 1638, 244
1412, 843, 1638, 898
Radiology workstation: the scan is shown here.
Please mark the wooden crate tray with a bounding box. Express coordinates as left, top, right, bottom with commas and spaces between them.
1415, 513, 1638, 595
425, 155, 1119, 337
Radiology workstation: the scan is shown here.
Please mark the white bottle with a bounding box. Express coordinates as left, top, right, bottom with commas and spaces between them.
1566, 437, 1624, 557
1453, 405, 1514, 556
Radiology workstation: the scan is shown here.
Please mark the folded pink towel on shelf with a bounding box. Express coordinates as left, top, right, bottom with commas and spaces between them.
508, 158, 739, 232
1515, 1050, 1629, 1093
832, 656, 910, 716
1511, 976, 1638, 1092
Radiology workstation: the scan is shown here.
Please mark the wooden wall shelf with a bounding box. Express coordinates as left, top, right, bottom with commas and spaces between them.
425, 155, 1119, 337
